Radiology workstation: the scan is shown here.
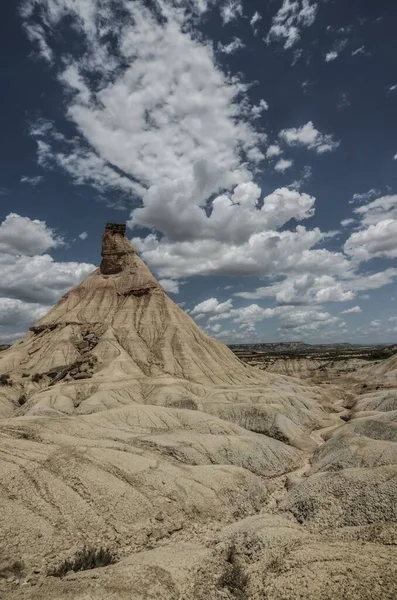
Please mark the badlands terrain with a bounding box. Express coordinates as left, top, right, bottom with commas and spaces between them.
0, 223, 396, 599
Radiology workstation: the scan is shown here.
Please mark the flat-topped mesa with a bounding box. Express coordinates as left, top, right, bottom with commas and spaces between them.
100, 223, 136, 275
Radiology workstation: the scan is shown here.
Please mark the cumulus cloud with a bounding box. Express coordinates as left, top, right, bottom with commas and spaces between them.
251, 99, 269, 118
79, 231, 88, 240
0, 252, 95, 305
220, 0, 243, 24
21, 0, 349, 295
158, 279, 180, 294
345, 195, 397, 261
236, 273, 354, 306
341, 218, 355, 227
0, 331, 25, 344
325, 38, 348, 62
278, 308, 338, 332
350, 189, 381, 205
236, 266, 397, 307
191, 297, 233, 316
370, 320, 381, 328
325, 51, 338, 62
0, 298, 50, 327
0, 213, 95, 336
250, 11, 261, 33
192, 297, 275, 331
341, 306, 362, 314
266, 144, 282, 158
274, 158, 293, 172
218, 37, 245, 55
20, 0, 397, 334
266, 0, 318, 49
345, 220, 397, 261
0, 213, 64, 256
25, 1, 265, 203
279, 121, 340, 154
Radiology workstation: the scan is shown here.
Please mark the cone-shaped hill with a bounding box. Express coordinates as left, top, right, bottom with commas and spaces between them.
1, 225, 396, 600
0, 223, 332, 424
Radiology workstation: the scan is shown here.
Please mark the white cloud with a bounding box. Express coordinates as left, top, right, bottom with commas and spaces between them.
278, 308, 338, 332
279, 121, 340, 154
341, 306, 362, 314
21, 0, 351, 294
0, 253, 95, 305
0, 298, 50, 327
350, 189, 381, 205
389, 84, 397, 92
0, 213, 95, 338
353, 194, 397, 226
20, 175, 43, 186
289, 165, 312, 190
325, 51, 338, 62
158, 279, 180, 294
132, 224, 348, 281
236, 265, 397, 308
0, 331, 25, 344
352, 46, 366, 56
370, 320, 381, 328
207, 323, 222, 333
266, 0, 318, 49
274, 158, 293, 172
345, 220, 397, 261
25, 1, 265, 205
325, 38, 348, 62
131, 184, 315, 247
21, 0, 397, 327
393, 154, 397, 160
266, 144, 282, 158
21, 21, 53, 63
250, 11, 261, 33
0, 213, 64, 256
79, 231, 88, 240
251, 99, 269, 118
218, 37, 245, 55
388, 317, 397, 323
191, 297, 233, 316
341, 218, 355, 227
220, 0, 243, 24
236, 273, 354, 306
345, 195, 397, 262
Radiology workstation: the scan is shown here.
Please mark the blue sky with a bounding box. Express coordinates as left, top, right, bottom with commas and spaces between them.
1, 0, 397, 344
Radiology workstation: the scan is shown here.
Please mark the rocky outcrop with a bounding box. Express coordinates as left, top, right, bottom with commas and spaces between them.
100, 222, 136, 275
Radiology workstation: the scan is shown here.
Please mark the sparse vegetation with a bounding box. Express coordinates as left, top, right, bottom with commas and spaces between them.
18, 394, 27, 406
48, 546, 116, 578
0, 374, 11, 386
218, 545, 249, 600
32, 373, 44, 383
0, 560, 25, 579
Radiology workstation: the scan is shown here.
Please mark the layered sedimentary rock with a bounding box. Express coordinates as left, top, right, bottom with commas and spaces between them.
0, 224, 396, 600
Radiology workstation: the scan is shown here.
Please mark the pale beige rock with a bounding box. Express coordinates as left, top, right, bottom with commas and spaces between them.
1, 223, 396, 600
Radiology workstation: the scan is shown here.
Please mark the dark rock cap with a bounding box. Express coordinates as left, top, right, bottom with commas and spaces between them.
100, 223, 135, 275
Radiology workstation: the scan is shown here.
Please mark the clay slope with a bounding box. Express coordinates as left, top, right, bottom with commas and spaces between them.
1, 224, 396, 599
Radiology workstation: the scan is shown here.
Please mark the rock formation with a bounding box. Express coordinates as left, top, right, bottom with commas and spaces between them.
0, 224, 396, 599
